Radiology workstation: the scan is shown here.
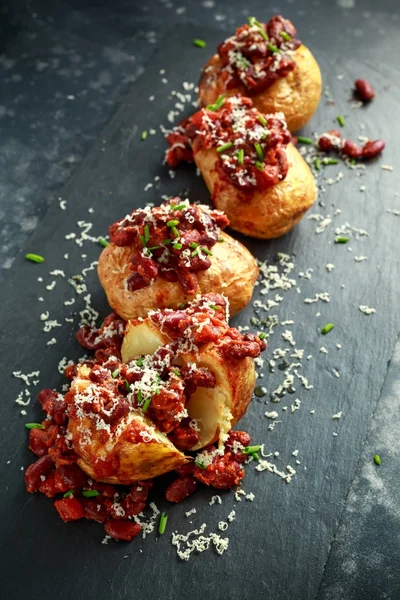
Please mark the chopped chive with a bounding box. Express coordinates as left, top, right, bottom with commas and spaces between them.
25, 253, 44, 263
243, 445, 262, 454
254, 143, 264, 161
170, 203, 186, 210
142, 397, 151, 413
139, 235, 146, 247
111, 369, 120, 379
251, 452, 260, 461
373, 454, 381, 465
173, 243, 182, 250
171, 226, 179, 238
322, 158, 339, 165
167, 219, 179, 227
216, 142, 233, 153
98, 237, 109, 248
248, 17, 268, 40
82, 490, 100, 498
258, 114, 267, 127
267, 43, 280, 53
141, 130, 148, 141
337, 114, 345, 127
158, 512, 168, 535
63, 490, 75, 498
218, 237, 224, 242
297, 136, 313, 145
335, 236, 350, 244
147, 245, 163, 251
280, 31, 291, 41
137, 389, 143, 404
25, 423, 45, 430
178, 303, 185, 309
258, 332, 267, 340
321, 323, 335, 335
193, 38, 207, 48
350, 158, 357, 166
136, 358, 144, 367
209, 304, 220, 310
124, 380, 131, 391
144, 224, 150, 244
172, 369, 181, 377
255, 161, 264, 171
189, 242, 199, 249
194, 460, 208, 469
237, 148, 244, 165
191, 248, 199, 257
206, 94, 226, 111
313, 158, 321, 171
200, 246, 213, 256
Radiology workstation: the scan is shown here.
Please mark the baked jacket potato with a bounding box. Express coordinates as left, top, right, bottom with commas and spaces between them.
66, 295, 266, 484
97, 198, 259, 320
165, 96, 317, 239
198, 15, 322, 133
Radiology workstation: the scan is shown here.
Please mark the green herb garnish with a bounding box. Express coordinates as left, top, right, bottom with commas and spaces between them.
194, 460, 208, 469
321, 323, 335, 335
322, 158, 339, 165
337, 114, 345, 127
193, 39, 207, 48
255, 161, 264, 171
313, 158, 321, 171
172, 369, 181, 377
82, 490, 100, 498
237, 148, 244, 165
111, 369, 120, 379
25, 253, 44, 263
200, 247, 213, 256
258, 332, 267, 340
141, 130, 148, 141
206, 94, 226, 111
248, 16, 268, 41
25, 423, 45, 430
297, 136, 313, 145
173, 243, 183, 250
335, 236, 350, 244
280, 31, 291, 41
98, 237, 109, 248
136, 358, 144, 367
63, 490, 75, 498
142, 397, 151, 413
254, 143, 264, 161
158, 512, 168, 535
209, 304, 220, 310
170, 203, 186, 211
217, 142, 233, 153
243, 445, 262, 455
267, 43, 280, 53
374, 454, 381, 465
137, 389, 143, 404
189, 242, 199, 249
124, 380, 131, 391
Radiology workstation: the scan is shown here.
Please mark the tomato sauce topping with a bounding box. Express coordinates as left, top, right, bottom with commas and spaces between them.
216, 15, 301, 95
25, 296, 266, 541
108, 197, 229, 294
166, 96, 291, 192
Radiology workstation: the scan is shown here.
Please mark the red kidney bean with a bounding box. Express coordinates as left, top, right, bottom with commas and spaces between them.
361, 139, 385, 159
104, 520, 142, 541
29, 428, 48, 457
342, 139, 362, 159
25, 455, 54, 493
354, 79, 375, 102
165, 475, 198, 503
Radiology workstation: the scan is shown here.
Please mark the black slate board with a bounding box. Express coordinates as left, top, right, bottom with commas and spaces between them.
1, 23, 400, 600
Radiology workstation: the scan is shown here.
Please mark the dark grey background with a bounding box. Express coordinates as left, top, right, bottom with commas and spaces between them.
1, 1, 400, 599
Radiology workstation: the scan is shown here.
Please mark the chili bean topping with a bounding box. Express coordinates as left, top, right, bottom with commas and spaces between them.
354, 78, 375, 103
166, 96, 291, 192
108, 198, 229, 293
217, 15, 301, 95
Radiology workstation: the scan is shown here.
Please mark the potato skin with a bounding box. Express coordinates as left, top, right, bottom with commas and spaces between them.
194, 143, 317, 239
182, 344, 256, 450
199, 45, 322, 133
68, 369, 188, 484
97, 231, 259, 320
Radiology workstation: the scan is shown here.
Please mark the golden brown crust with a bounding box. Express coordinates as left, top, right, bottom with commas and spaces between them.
194, 142, 317, 239
198, 45, 322, 133
68, 368, 189, 484
97, 231, 259, 320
